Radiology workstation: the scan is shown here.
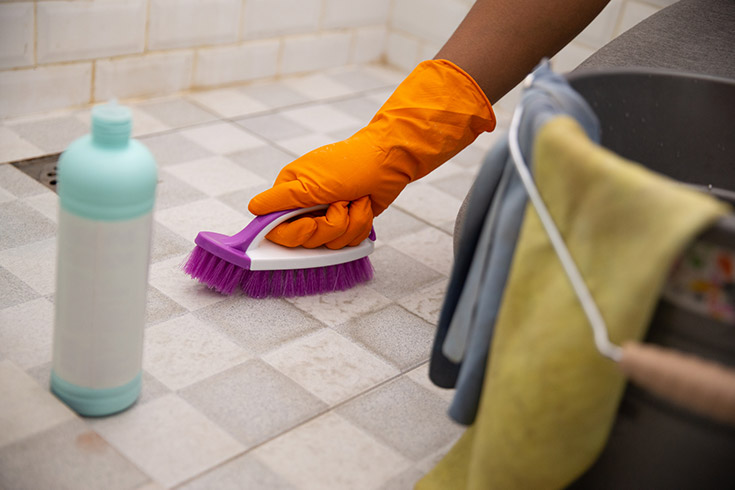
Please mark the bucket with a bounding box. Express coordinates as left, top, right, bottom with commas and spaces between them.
565, 69, 735, 488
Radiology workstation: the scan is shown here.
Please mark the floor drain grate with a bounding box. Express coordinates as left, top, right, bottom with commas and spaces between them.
11, 154, 60, 193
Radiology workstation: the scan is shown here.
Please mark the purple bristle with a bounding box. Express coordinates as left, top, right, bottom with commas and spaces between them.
184, 246, 375, 298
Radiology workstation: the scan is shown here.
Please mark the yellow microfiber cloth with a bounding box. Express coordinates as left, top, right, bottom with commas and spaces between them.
417, 116, 729, 490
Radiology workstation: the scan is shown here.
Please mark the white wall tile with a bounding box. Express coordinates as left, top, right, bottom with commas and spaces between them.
322, 0, 391, 29
281, 32, 352, 75
242, 0, 320, 39
575, 0, 623, 49
95, 52, 194, 102
194, 40, 279, 87
385, 32, 421, 72
353, 26, 387, 64
148, 0, 240, 50
0, 2, 34, 69
391, 0, 469, 46
37, 0, 145, 63
0, 63, 92, 118
616, 1, 659, 36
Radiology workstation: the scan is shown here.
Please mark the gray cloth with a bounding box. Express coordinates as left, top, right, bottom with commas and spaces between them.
437, 62, 601, 425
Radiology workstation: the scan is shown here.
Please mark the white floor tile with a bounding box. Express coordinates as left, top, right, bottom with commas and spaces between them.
186, 88, 269, 119
0, 126, 44, 164
392, 182, 463, 225
253, 412, 410, 490
0, 360, 76, 448
286, 283, 391, 328
388, 227, 454, 276
280, 104, 362, 134
154, 197, 250, 240
282, 73, 355, 100
275, 133, 336, 157
143, 314, 251, 390
180, 122, 265, 155
0, 237, 57, 295
91, 394, 245, 488
164, 156, 267, 197
263, 329, 398, 406
148, 254, 228, 312
397, 278, 449, 325
0, 298, 54, 370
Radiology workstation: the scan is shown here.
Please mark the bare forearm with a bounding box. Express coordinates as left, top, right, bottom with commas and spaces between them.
435, 0, 611, 103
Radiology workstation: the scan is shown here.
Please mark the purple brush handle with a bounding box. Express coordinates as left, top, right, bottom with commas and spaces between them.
194, 205, 376, 270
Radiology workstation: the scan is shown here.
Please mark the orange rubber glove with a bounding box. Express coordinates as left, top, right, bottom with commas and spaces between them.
248, 59, 496, 249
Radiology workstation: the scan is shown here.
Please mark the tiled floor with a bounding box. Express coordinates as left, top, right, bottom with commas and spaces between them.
0, 64, 509, 490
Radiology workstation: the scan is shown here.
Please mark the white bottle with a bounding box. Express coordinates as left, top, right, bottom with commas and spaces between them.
51, 102, 158, 416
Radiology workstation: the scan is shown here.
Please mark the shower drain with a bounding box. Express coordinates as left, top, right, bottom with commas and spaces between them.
11, 153, 60, 193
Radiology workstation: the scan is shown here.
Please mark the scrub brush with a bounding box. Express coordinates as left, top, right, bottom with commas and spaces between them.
183, 205, 375, 298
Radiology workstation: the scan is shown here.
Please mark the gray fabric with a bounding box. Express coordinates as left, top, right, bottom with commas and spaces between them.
442, 62, 601, 425
576, 0, 735, 79
442, 162, 513, 362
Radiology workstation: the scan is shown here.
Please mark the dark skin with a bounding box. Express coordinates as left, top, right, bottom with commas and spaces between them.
436, 0, 612, 103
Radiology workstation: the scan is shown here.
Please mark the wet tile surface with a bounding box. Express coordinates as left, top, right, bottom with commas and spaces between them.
0, 64, 500, 489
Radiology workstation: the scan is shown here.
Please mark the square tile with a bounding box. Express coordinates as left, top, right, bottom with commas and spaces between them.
252, 412, 410, 490
0, 201, 56, 251
0, 418, 149, 490
0, 360, 76, 448
0, 126, 44, 164
179, 359, 327, 448
368, 246, 444, 301
405, 363, 455, 404
392, 181, 463, 225
238, 82, 311, 110
282, 73, 355, 100
0, 237, 56, 295
329, 67, 396, 92
336, 377, 463, 461
0, 266, 39, 309
280, 103, 362, 134
154, 198, 249, 240
150, 222, 195, 264
236, 113, 311, 142
372, 207, 427, 242
228, 144, 294, 184
387, 227, 454, 276
335, 305, 435, 371
186, 88, 268, 119
165, 156, 267, 197
286, 283, 392, 328
0, 298, 54, 370
155, 172, 207, 211
139, 132, 214, 167
91, 394, 245, 488
180, 122, 265, 155
328, 96, 381, 124
263, 329, 399, 405
194, 296, 324, 354
276, 132, 336, 157
148, 254, 228, 312
143, 313, 250, 390
136, 98, 218, 129
8, 115, 88, 153
0, 164, 52, 199
397, 278, 448, 326
218, 186, 268, 218
179, 453, 298, 490
22, 192, 59, 223
144, 285, 187, 327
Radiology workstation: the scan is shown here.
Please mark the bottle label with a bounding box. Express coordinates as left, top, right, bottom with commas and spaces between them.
53, 209, 153, 389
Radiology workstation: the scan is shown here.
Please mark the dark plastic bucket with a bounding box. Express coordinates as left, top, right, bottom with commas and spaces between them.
565, 69, 735, 489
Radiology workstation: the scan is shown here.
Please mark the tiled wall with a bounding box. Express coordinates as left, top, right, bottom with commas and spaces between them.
1, 0, 674, 119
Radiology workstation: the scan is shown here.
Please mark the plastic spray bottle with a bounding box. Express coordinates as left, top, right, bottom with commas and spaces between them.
51, 101, 158, 417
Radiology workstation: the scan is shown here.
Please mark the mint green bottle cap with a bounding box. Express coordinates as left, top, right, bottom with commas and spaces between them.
92, 100, 132, 146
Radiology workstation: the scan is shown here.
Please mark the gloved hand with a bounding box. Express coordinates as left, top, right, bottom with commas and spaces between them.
248, 59, 496, 249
